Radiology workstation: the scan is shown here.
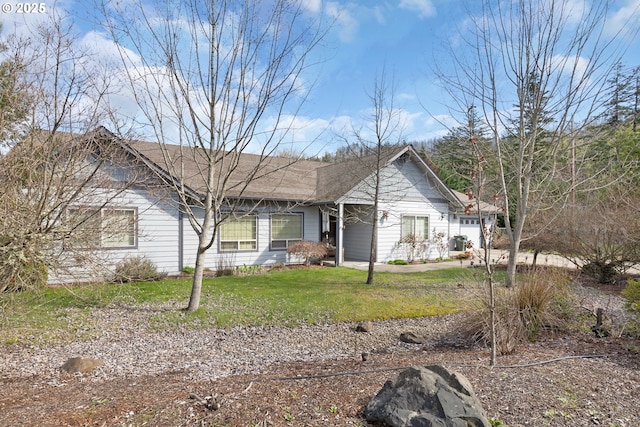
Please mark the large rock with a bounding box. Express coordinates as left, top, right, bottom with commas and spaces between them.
364, 365, 490, 427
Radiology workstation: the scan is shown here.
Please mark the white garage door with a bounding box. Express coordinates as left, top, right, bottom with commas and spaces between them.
458, 217, 482, 249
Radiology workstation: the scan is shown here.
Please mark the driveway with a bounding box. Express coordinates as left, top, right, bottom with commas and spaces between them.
342, 250, 578, 272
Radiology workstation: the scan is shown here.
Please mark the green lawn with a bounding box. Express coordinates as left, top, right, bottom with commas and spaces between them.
0, 266, 480, 345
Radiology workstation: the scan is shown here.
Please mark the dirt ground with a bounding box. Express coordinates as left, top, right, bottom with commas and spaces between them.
1, 332, 638, 426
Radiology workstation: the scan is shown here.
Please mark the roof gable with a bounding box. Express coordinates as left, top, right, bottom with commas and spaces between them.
316, 145, 466, 208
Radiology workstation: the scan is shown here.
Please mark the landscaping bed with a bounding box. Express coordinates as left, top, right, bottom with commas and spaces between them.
1, 268, 638, 426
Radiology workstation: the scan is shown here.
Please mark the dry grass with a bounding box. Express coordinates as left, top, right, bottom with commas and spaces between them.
463, 267, 575, 355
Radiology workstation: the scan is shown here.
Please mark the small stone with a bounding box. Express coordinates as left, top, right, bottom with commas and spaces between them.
355, 321, 373, 332
61, 357, 104, 373
399, 331, 424, 344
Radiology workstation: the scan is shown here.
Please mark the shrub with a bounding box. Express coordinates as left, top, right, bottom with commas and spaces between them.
582, 261, 621, 284
622, 279, 640, 333
463, 269, 574, 354
216, 254, 235, 277
0, 258, 48, 293
287, 241, 328, 266
455, 252, 472, 260
388, 259, 409, 265
182, 266, 195, 274
270, 262, 286, 271
622, 278, 640, 312
398, 233, 425, 263
112, 256, 167, 283
234, 264, 266, 276
515, 271, 573, 340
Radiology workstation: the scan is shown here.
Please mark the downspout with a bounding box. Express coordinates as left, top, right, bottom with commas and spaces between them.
178, 209, 184, 273
336, 202, 344, 266
447, 211, 451, 258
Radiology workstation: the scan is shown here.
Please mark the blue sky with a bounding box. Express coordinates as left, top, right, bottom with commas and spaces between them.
3, 0, 640, 154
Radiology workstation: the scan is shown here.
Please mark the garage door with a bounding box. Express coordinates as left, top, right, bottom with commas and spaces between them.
459, 217, 482, 249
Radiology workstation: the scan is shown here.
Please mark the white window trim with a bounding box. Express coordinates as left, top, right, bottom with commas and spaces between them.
401, 214, 430, 241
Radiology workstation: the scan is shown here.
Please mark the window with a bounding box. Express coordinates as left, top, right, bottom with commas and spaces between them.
220, 215, 257, 251
271, 213, 302, 249
102, 210, 136, 247
401, 215, 429, 240
68, 207, 137, 248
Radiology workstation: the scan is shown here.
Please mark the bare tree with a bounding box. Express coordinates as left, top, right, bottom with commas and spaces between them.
360, 70, 405, 284
558, 185, 639, 283
101, 0, 328, 310
445, 104, 503, 365
437, 0, 637, 287
333, 69, 407, 284
0, 15, 139, 290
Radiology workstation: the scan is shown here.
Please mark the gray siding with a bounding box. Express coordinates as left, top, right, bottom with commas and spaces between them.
181, 205, 322, 270
49, 189, 180, 283
341, 160, 451, 263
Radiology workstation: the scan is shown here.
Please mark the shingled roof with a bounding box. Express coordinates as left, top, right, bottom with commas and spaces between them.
123, 139, 329, 202
314, 146, 404, 202
450, 189, 500, 214
90, 127, 493, 211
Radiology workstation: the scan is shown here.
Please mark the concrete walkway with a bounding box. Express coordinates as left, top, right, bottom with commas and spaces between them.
342, 250, 578, 273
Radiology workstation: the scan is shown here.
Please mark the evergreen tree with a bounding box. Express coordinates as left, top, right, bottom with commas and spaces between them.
601, 62, 633, 128
429, 105, 490, 192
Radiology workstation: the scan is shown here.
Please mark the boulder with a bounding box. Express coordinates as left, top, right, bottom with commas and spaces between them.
60, 357, 104, 374
364, 365, 490, 427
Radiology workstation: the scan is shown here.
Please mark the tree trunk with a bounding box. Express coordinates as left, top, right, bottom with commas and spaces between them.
505, 211, 525, 288
505, 240, 520, 288
488, 274, 497, 366
187, 220, 212, 312
367, 214, 377, 284
187, 248, 207, 312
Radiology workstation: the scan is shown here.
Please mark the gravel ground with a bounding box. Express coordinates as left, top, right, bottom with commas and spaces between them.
1, 314, 460, 382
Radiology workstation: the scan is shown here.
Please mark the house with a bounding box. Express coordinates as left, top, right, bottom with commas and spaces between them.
44, 128, 496, 282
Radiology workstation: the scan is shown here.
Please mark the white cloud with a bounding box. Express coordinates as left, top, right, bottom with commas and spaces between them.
371, 5, 387, 25
80, 30, 141, 67
325, 1, 358, 42
398, 0, 436, 19
421, 114, 457, 137
298, 0, 323, 14
551, 54, 590, 81
605, 0, 640, 40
